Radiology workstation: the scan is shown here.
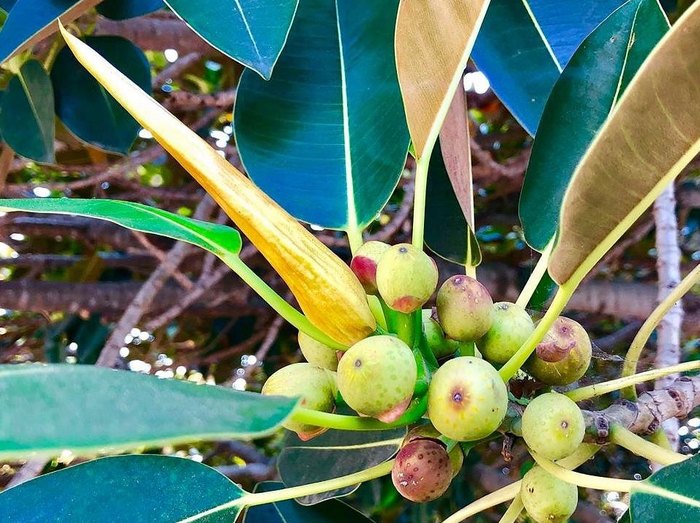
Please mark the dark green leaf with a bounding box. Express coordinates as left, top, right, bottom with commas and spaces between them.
51, 36, 152, 154
520, 0, 668, 251
234, 0, 409, 231
164, 0, 298, 80
0, 364, 297, 458
0, 455, 244, 522
0, 60, 54, 162
278, 428, 404, 504
97, 0, 163, 20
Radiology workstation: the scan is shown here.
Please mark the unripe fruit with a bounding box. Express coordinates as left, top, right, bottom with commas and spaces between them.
479, 302, 534, 364
376, 244, 438, 313
521, 466, 578, 523
261, 363, 336, 440
525, 317, 592, 386
391, 438, 452, 502
350, 241, 390, 295
436, 275, 493, 341
298, 331, 339, 371
522, 392, 585, 460
337, 335, 417, 422
422, 309, 462, 359
427, 357, 507, 441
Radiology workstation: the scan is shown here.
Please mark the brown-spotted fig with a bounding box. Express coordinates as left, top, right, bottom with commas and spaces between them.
427, 356, 507, 441
522, 392, 585, 460
350, 241, 390, 295
479, 302, 534, 364
521, 466, 578, 523
422, 309, 462, 359
436, 275, 493, 341
525, 317, 592, 386
261, 363, 336, 440
298, 331, 339, 371
391, 438, 452, 502
376, 243, 438, 313
337, 335, 416, 422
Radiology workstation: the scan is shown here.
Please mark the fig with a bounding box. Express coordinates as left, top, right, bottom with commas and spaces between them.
525, 317, 592, 386
298, 331, 339, 371
522, 392, 585, 460
337, 335, 417, 422
404, 423, 464, 478
350, 241, 390, 295
391, 438, 452, 502
479, 302, 534, 364
261, 363, 336, 440
436, 275, 493, 341
376, 243, 438, 313
422, 309, 462, 359
427, 356, 508, 441
521, 466, 578, 523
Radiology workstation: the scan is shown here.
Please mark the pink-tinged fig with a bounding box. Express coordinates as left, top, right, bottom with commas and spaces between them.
436, 275, 493, 341
350, 241, 390, 295
391, 438, 452, 502
479, 302, 534, 364
376, 243, 438, 313
403, 424, 465, 478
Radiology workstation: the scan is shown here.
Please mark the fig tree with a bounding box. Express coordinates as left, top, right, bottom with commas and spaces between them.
337, 335, 417, 422
479, 302, 534, 364
436, 275, 493, 341
350, 240, 390, 295
391, 438, 452, 502
298, 331, 339, 371
422, 309, 462, 359
376, 243, 438, 313
521, 466, 578, 523
522, 392, 585, 460
427, 356, 508, 441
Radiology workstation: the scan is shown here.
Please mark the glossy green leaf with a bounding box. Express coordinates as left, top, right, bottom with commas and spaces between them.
0, 60, 54, 162
0, 455, 244, 522
0, 365, 297, 458
520, 0, 667, 251
51, 36, 152, 154
0, 198, 243, 258
278, 428, 404, 504
97, 0, 163, 20
244, 482, 373, 522
164, 0, 298, 80
234, 0, 409, 231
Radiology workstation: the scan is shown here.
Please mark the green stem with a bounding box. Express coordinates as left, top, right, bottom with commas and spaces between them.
498, 495, 524, 523
621, 263, 700, 399
412, 152, 433, 249
346, 225, 364, 254
515, 243, 553, 309
610, 424, 687, 466
443, 482, 520, 523
394, 311, 416, 347
367, 295, 388, 331
458, 341, 475, 357
530, 450, 636, 492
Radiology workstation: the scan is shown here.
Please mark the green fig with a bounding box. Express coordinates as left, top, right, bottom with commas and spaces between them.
350, 241, 390, 295
391, 438, 452, 502
298, 331, 339, 371
525, 317, 592, 386
479, 302, 534, 364
522, 392, 585, 460
376, 243, 438, 313
422, 309, 462, 359
436, 275, 493, 341
427, 356, 507, 441
337, 335, 416, 422
521, 466, 578, 523
261, 363, 336, 440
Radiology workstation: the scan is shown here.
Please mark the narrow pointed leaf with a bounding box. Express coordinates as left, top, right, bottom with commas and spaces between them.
520, 0, 668, 251
0, 455, 245, 522
164, 0, 298, 80
549, 1, 700, 284
235, 0, 409, 230
97, 0, 163, 20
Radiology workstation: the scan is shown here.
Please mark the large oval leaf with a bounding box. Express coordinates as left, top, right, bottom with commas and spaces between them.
97, 0, 163, 20
164, 0, 298, 80
548, 1, 700, 284
0, 455, 244, 522
51, 36, 152, 154
0, 60, 54, 163
0, 365, 297, 458
234, 0, 409, 231
520, 0, 668, 251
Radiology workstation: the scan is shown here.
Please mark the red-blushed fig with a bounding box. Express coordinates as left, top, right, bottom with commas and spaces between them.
298, 331, 339, 371
436, 275, 493, 341
522, 392, 585, 460
525, 317, 592, 386
521, 466, 578, 523
427, 357, 507, 441
337, 335, 417, 422
479, 302, 534, 364
391, 438, 452, 502
350, 241, 390, 295
376, 243, 438, 313
402, 423, 464, 477
261, 363, 336, 441
422, 309, 462, 359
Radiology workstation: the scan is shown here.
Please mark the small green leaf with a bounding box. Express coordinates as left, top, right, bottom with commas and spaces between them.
0, 455, 245, 522
0, 60, 54, 162
0, 364, 297, 458
97, 0, 163, 20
